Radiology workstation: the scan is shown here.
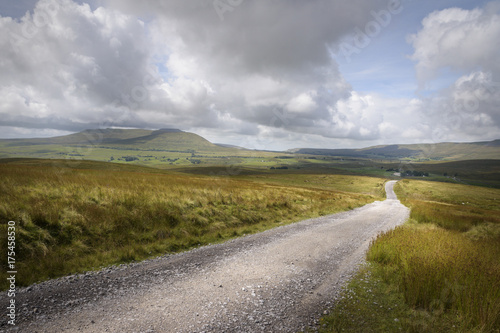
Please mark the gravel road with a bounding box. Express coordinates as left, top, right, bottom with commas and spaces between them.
1, 180, 409, 333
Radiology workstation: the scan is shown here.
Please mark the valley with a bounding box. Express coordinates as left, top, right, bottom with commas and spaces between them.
0, 129, 499, 332
1, 128, 499, 188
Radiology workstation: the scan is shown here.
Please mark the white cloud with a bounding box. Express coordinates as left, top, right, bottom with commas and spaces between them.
409, 3, 500, 86
330, 92, 430, 142
0, 0, 155, 130
286, 92, 318, 114
440, 71, 499, 139
407, 2, 500, 144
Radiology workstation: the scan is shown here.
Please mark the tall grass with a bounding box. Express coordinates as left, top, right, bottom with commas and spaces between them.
321, 179, 500, 333
371, 180, 500, 331
368, 224, 500, 331
0, 162, 382, 289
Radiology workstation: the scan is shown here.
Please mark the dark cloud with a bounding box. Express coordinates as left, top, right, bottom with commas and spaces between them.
109, 0, 388, 74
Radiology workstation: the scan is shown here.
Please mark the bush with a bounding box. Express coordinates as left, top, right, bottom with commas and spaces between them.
123, 156, 139, 162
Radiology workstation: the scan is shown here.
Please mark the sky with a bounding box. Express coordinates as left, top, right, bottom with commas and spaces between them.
0, 0, 499, 150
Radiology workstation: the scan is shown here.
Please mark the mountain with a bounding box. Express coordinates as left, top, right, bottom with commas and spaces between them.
100, 128, 218, 151
11, 128, 154, 146
1, 128, 218, 151
291, 140, 500, 161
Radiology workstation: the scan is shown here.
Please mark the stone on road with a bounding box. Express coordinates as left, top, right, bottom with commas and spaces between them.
1, 180, 409, 332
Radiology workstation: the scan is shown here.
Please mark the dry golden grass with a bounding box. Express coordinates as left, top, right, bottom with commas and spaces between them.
320, 180, 500, 333
0, 162, 382, 289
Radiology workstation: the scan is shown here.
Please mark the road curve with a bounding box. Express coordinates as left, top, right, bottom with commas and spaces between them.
1, 180, 409, 333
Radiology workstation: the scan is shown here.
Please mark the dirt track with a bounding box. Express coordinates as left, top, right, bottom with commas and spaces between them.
0, 180, 409, 333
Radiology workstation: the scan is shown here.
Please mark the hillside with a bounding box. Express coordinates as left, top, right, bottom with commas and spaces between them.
291, 140, 500, 161
1, 130, 499, 171
0, 128, 282, 166
89, 128, 220, 151
3, 128, 212, 147
0, 128, 222, 151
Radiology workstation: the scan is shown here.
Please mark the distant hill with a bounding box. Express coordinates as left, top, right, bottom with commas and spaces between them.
1, 129, 498, 164
1, 128, 218, 151
101, 129, 218, 151
291, 140, 500, 161
1, 128, 150, 146
0, 128, 275, 165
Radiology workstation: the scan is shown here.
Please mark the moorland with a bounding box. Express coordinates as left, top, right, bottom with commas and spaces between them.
1, 128, 499, 332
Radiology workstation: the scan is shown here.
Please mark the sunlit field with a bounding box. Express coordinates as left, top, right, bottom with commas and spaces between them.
0, 160, 384, 289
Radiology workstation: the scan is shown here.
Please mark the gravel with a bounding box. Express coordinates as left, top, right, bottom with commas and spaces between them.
0, 181, 409, 333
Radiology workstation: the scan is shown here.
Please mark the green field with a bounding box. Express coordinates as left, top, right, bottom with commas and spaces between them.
1, 129, 499, 189
0, 129, 293, 169
320, 180, 500, 333
0, 159, 385, 289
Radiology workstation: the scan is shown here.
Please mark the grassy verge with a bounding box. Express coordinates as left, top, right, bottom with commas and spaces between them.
320, 180, 500, 333
0, 160, 384, 290
317, 262, 411, 333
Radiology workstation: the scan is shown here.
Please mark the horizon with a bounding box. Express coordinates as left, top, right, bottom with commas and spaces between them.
2, 127, 498, 151
1, 0, 499, 150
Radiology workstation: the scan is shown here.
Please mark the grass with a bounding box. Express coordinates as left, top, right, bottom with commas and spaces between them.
317, 263, 410, 333
0, 160, 385, 290
239, 172, 387, 197
368, 223, 500, 332
395, 179, 500, 232
320, 180, 500, 333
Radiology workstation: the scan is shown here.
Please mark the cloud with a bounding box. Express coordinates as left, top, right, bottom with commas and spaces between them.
110, 0, 388, 77
286, 92, 318, 114
407, 2, 500, 143
0, 0, 154, 130
328, 92, 425, 142
1, 0, 498, 148
1, 0, 393, 143
408, 3, 500, 86
426, 71, 500, 142
134, 0, 386, 134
